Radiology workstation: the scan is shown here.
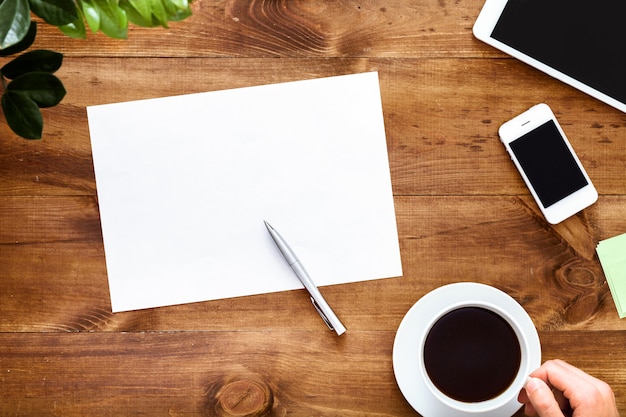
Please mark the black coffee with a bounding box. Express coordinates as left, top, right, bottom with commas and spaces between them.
423, 306, 521, 403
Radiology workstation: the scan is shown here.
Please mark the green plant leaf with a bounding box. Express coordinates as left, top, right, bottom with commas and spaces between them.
121, 0, 191, 27
88, 0, 128, 38
2, 91, 43, 139
122, 4, 149, 27
58, 7, 87, 39
105, 0, 129, 38
148, 0, 168, 26
7, 71, 66, 108
1, 49, 63, 79
165, 0, 191, 21
0, 0, 31, 49
29, 0, 79, 26
124, 0, 151, 26
166, 7, 191, 22
0, 20, 35, 56
163, 0, 190, 20
161, 0, 191, 22
79, 0, 100, 32
168, 0, 188, 12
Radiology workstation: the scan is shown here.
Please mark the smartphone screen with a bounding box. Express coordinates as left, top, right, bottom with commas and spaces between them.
490, 0, 626, 105
509, 120, 588, 208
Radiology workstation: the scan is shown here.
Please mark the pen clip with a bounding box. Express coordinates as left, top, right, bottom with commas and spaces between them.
310, 296, 334, 331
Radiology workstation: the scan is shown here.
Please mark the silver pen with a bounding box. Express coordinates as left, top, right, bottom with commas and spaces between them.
264, 221, 346, 336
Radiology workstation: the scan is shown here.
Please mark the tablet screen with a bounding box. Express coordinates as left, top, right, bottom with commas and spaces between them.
490, 0, 626, 105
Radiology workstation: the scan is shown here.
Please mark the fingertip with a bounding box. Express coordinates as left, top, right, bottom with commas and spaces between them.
525, 376, 543, 394
524, 376, 564, 417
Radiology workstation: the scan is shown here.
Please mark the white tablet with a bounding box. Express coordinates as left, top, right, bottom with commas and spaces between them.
473, 0, 626, 113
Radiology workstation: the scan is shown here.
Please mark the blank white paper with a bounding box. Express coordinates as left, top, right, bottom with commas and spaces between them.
87, 71, 402, 312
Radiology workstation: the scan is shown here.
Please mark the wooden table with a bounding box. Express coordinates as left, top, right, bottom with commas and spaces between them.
2, 1, 625, 415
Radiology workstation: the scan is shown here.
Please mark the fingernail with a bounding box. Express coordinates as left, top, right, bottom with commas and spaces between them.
525, 377, 541, 393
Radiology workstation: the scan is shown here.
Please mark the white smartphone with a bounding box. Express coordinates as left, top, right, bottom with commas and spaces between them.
473, 0, 626, 113
498, 104, 597, 224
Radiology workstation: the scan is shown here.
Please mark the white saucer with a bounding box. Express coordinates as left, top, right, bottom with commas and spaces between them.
393, 282, 541, 417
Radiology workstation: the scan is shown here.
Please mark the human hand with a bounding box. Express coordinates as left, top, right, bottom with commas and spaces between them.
518, 359, 619, 417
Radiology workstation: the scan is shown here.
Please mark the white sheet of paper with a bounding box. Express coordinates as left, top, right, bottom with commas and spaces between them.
87, 71, 402, 312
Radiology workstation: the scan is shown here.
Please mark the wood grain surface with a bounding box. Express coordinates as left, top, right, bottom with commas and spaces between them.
1, 1, 625, 415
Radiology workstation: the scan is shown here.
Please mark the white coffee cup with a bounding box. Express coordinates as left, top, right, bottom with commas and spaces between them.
419, 301, 532, 414
392, 282, 541, 417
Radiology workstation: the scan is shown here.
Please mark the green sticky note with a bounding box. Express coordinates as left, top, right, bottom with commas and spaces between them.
597, 233, 626, 318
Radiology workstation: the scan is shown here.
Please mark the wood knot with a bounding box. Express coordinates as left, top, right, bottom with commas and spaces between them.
555, 258, 603, 288
224, 0, 332, 55
554, 258, 609, 324
211, 378, 274, 417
